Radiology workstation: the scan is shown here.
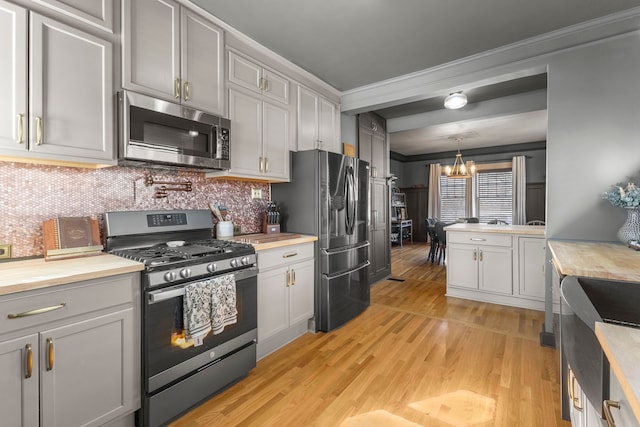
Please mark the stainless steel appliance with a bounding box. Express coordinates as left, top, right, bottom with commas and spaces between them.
104, 210, 257, 427
118, 90, 230, 171
271, 150, 370, 332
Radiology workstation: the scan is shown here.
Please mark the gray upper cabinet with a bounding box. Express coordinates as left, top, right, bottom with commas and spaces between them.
31, 0, 114, 33
358, 112, 386, 178
0, 2, 114, 165
123, 0, 225, 116
228, 50, 290, 105
297, 86, 340, 153
0, 1, 27, 154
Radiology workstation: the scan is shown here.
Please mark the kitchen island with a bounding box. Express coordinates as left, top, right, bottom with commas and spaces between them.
548, 240, 640, 425
445, 223, 546, 310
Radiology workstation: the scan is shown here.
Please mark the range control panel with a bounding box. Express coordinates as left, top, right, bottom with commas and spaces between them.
147, 213, 188, 227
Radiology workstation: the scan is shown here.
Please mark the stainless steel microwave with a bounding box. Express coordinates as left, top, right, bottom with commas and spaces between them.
118, 91, 230, 171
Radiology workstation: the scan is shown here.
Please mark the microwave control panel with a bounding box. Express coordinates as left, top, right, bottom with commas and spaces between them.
217, 127, 230, 160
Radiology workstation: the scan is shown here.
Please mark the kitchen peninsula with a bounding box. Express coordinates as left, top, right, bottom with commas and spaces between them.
445, 223, 546, 310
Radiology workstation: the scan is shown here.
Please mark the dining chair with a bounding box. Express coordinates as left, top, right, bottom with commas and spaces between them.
487, 219, 509, 225
434, 221, 447, 264
426, 218, 439, 262
527, 220, 545, 225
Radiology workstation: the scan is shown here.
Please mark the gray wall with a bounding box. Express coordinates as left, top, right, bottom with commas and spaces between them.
546, 32, 640, 241
390, 148, 546, 189
340, 113, 358, 153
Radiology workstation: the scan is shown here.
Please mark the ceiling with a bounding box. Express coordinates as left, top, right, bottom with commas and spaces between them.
190, 0, 640, 156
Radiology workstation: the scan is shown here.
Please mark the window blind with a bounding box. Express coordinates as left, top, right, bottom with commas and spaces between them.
476, 170, 513, 224
439, 175, 467, 223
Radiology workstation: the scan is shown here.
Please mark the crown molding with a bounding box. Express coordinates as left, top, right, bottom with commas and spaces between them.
391, 141, 547, 163
341, 7, 640, 114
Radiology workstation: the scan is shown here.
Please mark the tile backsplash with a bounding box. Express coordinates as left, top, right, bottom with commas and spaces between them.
0, 161, 270, 258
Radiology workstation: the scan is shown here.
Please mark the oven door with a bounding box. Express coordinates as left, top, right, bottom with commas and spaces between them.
144, 267, 257, 393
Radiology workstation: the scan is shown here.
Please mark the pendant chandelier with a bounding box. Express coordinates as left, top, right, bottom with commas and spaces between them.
444, 138, 476, 179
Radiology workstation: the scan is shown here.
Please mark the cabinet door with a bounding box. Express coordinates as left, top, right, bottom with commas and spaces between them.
228, 51, 262, 94
297, 86, 319, 151
371, 228, 390, 278
447, 244, 478, 289
262, 100, 290, 180
228, 88, 263, 177
609, 367, 640, 427
262, 68, 289, 105
40, 309, 135, 427
181, 9, 224, 115
32, 0, 114, 32
518, 237, 546, 300
318, 97, 338, 153
0, 1, 27, 154
257, 267, 289, 342
0, 334, 39, 427
371, 131, 386, 178
123, 0, 179, 100
30, 14, 113, 161
289, 260, 314, 325
478, 246, 513, 295
371, 179, 387, 231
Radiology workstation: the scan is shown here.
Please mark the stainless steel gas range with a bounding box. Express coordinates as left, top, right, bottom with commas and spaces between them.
104, 209, 257, 427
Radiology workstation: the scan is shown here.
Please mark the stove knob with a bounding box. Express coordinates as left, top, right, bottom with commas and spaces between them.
241, 256, 249, 265
207, 263, 217, 273
230, 259, 239, 268
164, 271, 177, 282
180, 268, 192, 279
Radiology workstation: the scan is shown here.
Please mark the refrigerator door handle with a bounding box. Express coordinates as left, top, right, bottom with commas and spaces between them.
325, 261, 370, 280
321, 241, 370, 255
345, 167, 356, 235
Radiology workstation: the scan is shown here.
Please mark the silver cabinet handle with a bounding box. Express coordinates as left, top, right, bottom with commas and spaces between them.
470, 238, 486, 241
8, 303, 66, 319
183, 81, 190, 101
35, 117, 43, 145
175, 78, 181, 99
603, 400, 620, 426
17, 114, 24, 144
259, 157, 264, 173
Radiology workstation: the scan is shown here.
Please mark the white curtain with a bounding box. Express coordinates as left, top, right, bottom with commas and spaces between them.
512, 155, 527, 225
428, 163, 441, 219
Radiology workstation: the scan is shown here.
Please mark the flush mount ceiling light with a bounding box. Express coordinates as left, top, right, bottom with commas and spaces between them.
444, 138, 476, 179
444, 91, 468, 109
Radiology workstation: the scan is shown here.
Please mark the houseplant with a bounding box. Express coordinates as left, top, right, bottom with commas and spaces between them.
603, 182, 640, 243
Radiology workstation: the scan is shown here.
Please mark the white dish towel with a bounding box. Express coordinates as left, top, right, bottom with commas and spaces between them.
211, 274, 238, 335
183, 280, 212, 345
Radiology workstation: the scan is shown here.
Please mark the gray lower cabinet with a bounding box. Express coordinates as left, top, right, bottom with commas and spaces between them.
369, 178, 390, 283
257, 242, 314, 359
607, 366, 640, 427
0, 273, 140, 427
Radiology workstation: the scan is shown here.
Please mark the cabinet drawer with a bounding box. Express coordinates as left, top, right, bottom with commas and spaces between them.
447, 232, 512, 247
0, 273, 137, 336
258, 243, 314, 271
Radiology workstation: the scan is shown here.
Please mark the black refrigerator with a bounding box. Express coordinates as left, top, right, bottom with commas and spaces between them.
272, 149, 370, 332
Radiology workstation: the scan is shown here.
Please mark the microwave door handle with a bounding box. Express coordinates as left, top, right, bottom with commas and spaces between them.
128, 140, 180, 153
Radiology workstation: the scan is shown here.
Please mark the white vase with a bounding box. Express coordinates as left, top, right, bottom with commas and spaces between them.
617, 207, 640, 244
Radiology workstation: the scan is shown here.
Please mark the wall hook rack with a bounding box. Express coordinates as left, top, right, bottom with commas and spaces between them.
144, 174, 192, 199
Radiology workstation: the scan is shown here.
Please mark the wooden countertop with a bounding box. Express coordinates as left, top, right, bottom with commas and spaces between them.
444, 223, 545, 236
230, 233, 318, 251
0, 254, 144, 296
596, 322, 640, 423
548, 240, 640, 282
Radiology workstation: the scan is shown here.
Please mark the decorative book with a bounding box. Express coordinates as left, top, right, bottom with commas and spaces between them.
43, 217, 103, 261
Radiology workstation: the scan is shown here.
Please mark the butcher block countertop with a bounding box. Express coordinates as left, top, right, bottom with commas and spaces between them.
444, 223, 545, 236
232, 233, 317, 251
596, 322, 640, 423
548, 240, 640, 282
0, 254, 144, 296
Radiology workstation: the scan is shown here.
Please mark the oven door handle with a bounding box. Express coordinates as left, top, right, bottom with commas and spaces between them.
149, 287, 185, 303
148, 267, 258, 304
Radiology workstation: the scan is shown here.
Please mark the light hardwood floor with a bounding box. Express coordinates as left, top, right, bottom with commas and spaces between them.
171, 242, 570, 427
